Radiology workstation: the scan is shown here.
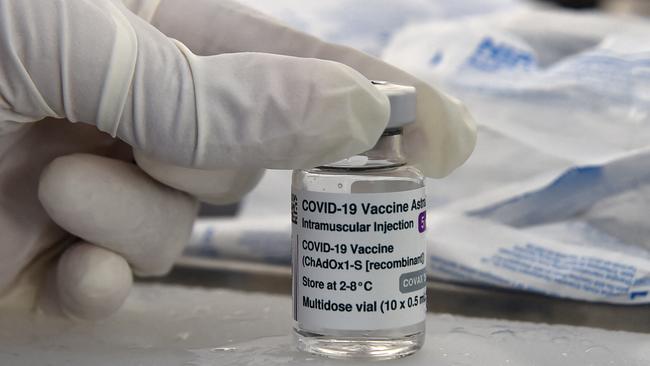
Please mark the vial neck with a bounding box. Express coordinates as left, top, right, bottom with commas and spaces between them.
320, 129, 407, 170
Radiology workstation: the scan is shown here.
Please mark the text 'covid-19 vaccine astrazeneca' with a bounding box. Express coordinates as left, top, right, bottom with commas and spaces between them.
291, 81, 427, 360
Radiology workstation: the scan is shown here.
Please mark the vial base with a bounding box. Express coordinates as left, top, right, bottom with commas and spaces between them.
293, 322, 425, 360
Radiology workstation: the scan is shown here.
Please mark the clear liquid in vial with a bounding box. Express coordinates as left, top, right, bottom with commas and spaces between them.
291, 163, 426, 360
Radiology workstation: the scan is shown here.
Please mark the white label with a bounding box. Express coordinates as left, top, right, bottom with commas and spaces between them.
291, 188, 427, 331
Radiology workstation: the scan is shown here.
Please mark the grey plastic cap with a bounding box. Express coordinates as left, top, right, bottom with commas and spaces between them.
372, 80, 416, 129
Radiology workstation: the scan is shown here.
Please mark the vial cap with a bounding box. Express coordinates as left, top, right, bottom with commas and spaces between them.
372, 80, 416, 129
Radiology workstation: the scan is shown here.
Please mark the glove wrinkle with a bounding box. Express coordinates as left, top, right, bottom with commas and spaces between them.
0, 0, 60, 122
94, 0, 138, 138
170, 40, 202, 166
120, 0, 162, 23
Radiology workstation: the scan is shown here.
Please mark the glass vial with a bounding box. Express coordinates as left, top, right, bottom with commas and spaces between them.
291, 82, 427, 360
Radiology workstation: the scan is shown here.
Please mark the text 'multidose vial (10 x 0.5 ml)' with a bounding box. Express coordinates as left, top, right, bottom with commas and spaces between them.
291, 81, 427, 360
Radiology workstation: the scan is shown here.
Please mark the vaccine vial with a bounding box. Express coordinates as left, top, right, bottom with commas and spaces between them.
291, 81, 427, 360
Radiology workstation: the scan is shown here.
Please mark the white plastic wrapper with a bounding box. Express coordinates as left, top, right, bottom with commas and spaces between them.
235, 0, 527, 55
380, 8, 650, 303
185, 4, 650, 304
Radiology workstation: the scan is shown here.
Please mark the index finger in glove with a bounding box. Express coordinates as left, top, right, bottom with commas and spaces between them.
138, 0, 477, 177
38, 153, 198, 276
1, 0, 389, 170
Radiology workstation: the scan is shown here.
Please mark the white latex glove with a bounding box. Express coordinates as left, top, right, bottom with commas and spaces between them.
0, 0, 476, 319
137, 0, 477, 177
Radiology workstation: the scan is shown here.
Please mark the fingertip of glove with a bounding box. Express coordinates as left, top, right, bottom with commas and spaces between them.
321, 60, 391, 137
38, 154, 84, 215
56, 243, 132, 320
284, 59, 391, 168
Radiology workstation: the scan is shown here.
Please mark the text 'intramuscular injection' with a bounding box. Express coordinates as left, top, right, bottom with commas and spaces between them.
291, 81, 427, 360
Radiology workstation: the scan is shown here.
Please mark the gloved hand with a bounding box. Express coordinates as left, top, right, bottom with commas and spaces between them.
0, 0, 476, 319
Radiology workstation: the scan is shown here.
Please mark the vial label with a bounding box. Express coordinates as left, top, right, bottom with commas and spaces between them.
291, 188, 427, 331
